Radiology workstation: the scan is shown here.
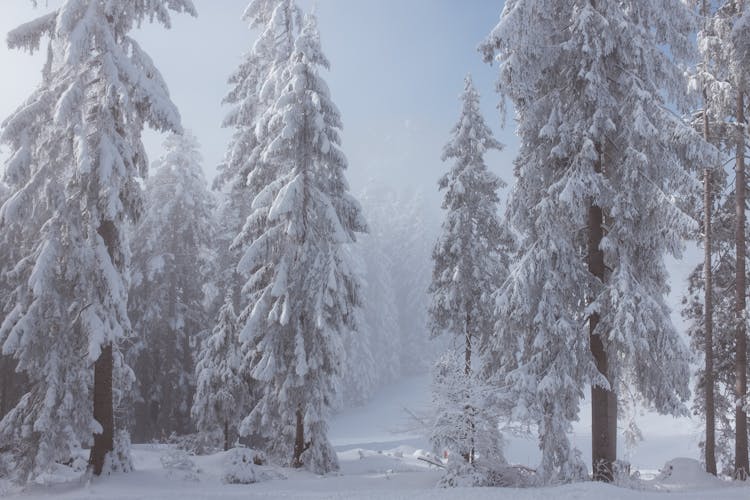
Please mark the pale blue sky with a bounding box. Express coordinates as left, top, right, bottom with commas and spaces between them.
0, 0, 517, 205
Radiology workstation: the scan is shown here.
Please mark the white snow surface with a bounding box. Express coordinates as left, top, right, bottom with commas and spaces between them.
4, 376, 749, 499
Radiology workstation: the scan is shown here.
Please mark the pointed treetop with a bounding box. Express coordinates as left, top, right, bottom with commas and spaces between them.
442, 74, 504, 164
295, 13, 330, 70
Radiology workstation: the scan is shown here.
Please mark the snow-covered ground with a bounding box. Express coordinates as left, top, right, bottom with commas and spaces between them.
4, 375, 749, 500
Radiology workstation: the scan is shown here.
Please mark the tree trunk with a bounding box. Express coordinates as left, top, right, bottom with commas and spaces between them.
590, 147, 616, 482
90, 343, 114, 475
703, 80, 717, 475
462, 310, 474, 464
224, 420, 230, 452
292, 405, 306, 468
89, 220, 117, 475
735, 88, 749, 480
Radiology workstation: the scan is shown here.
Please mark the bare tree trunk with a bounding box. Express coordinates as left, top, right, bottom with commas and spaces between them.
735, 88, 749, 480
462, 310, 474, 464
590, 147, 616, 482
89, 220, 117, 475
703, 79, 717, 475
292, 405, 307, 468
90, 343, 114, 475
224, 419, 230, 452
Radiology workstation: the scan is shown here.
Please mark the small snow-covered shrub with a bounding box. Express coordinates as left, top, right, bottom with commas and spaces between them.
0, 451, 20, 494
160, 448, 199, 481
611, 460, 650, 490
0, 449, 17, 484
167, 431, 222, 456
160, 449, 196, 471
438, 455, 533, 488
103, 430, 133, 474
222, 447, 284, 484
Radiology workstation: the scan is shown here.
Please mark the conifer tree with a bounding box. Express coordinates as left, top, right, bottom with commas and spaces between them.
206, 0, 303, 451
684, 0, 750, 478
214, 0, 303, 311
128, 131, 213, 442
683, 192, 745, 475
482, 0, 707, 482
428, 75, 509, 469
0, 0, 195, 481
192, 295, 249, 451
236, 13, 366, 473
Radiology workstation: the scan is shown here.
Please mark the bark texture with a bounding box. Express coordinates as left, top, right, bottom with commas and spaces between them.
735, 88, 749, 480
703, 81, 717, 475
89, 343, 114, 475
590, 149, 616, 482
89, 220, 117, 475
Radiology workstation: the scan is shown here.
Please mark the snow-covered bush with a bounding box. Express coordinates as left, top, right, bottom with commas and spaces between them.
103, 430, 134, 474
0, 450, 19, 491
610, 460, 650, 491
222, 447, 284, 484
438, 454, 534, 488
160, 448, 199, 481
235, 10, 365, 474
430, 352, 505, 470
168, 431, 223, 456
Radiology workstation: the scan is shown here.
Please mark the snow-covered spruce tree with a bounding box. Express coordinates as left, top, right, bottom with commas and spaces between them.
481, 0, 708, 482
213, 0, 303, 309
236, 14, 366, 473
684, 0, 750, 477
127, 131, 213, 442
428, 75, 510, 475
0, 0, 195, 481
204, 0, 303, 450
192, 294, 250, 451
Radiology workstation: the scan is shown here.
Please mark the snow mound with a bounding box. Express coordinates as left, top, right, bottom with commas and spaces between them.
104, 430, 134, 473
654, 458, 725, 490
160, 449, 200, 481
222, 447, 286, 484
160, 449, 196, 471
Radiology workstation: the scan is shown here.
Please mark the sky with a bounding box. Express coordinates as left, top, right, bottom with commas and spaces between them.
0, 0, 518, 207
